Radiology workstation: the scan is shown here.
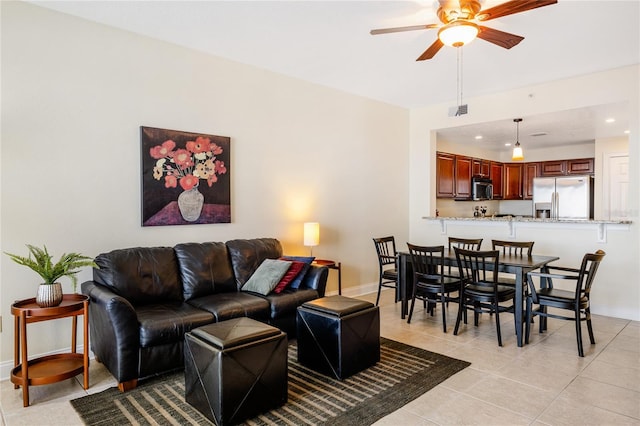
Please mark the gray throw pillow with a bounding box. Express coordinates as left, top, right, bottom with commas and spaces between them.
241, 259, 292, 295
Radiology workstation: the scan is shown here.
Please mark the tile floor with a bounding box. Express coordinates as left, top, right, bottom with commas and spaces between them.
1, 289, 639, 425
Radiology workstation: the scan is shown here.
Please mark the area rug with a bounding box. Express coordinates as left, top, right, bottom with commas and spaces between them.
71, 338, 470, 425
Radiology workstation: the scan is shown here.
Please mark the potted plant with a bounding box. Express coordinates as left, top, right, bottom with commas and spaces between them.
5, 244, 97, 307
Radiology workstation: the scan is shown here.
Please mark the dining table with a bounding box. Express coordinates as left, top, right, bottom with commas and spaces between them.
398, 249, 560, 347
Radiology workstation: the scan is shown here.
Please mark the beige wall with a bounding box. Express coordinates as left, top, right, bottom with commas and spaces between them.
0, 2, 410, 365
411, 65, 639, 321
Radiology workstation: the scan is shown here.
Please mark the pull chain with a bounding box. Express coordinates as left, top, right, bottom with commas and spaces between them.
456, 46, 464, 110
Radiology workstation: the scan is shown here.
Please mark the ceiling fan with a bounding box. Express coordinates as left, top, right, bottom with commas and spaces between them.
370, 0, 557, 61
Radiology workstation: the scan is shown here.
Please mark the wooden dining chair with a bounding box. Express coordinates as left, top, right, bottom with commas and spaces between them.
406, 243, 461, 332
372, 236, 398, 306
525, 250, 606, 357
453, 247, 516, 346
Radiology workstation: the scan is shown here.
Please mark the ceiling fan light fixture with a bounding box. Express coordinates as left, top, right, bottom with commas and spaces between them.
438, 21, 479, 47
512, 118, 524, 161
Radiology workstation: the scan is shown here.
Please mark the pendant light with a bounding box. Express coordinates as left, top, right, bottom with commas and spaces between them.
512, 118, 524, 161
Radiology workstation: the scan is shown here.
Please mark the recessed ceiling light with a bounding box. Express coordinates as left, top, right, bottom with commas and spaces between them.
504, 143, 511, 146
605, 118, 616, 123
475, 135, 483, 140
624, 130, 630, 134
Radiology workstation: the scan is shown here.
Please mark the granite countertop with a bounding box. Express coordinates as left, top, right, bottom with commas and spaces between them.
423, 216, 632, 225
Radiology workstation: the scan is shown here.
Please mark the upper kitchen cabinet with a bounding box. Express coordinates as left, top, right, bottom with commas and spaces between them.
455, 155, 473, 199
436, 152, 456, 198
504, 163, 523, 200
540, 158, 594, 176
435, 152, 473, 199
567, 158, 595, 175
523, 162, 539, 200
472, 158, 490, 177
490, 162, 504, 199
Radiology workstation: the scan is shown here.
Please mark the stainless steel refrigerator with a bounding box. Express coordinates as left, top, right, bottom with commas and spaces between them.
533, 175, 594, 220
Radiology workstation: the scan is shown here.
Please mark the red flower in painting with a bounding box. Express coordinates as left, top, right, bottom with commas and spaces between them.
164, 175, 177, 188
150, 140, 176, 159
173, 149, 194, 169
186, 136, 211, 154
179, 175, 199, 191
214, 160, 226, 175
210, 143, 223, 156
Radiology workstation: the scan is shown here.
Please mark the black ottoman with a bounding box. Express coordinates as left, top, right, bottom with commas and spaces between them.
184, 317, 287, 425
296, 295, 380, 380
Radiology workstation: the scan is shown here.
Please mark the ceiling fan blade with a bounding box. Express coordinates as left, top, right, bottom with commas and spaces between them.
370, 23, 440, 35
477, 0, 557, 22
416, 39, 444, 61
477, 26, 524, 49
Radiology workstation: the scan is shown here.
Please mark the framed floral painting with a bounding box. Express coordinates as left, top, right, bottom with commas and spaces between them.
141, 126, 231, 226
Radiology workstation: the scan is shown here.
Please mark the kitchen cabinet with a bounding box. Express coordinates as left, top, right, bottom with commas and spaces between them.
523, 162, 539, 200
504, 163, 523, 200
490, 162, 504, 199
436, 152, 455, 198
472, 159, 490, 177
540, 158, 594, 176
540, 160, 566, 176
567, 158, 594, 175
455, 156, 473, 199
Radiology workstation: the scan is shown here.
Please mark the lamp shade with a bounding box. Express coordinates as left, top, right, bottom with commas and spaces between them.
511, 118, 524, 161
512, 143, 524, 161
303, 222, 319, 247
438, 21, 479, 47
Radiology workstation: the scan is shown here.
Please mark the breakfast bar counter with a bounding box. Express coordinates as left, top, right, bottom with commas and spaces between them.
422, 216, 631, 243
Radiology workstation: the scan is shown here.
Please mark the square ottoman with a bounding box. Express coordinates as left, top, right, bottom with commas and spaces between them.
184, 317, 287, 425
296, 295, 380, 380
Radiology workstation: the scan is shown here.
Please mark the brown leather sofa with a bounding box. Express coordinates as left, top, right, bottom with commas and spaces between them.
81, 238, 328, 391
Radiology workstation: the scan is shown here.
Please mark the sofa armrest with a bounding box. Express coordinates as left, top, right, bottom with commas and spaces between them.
81, 280, 140, 384
299, 265, 329, 297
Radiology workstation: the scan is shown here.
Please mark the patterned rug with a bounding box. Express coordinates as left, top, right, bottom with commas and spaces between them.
71, 338, 470, 425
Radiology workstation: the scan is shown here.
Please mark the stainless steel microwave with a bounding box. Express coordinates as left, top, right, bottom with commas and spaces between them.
472, 176, 493, 200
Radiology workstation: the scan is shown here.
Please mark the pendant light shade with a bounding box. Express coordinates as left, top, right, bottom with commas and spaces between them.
512, 118, 524, 161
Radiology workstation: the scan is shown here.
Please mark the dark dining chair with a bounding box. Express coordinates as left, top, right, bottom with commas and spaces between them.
491, 239, 535, 287
525, 250, 606, 357
372, 236, 398, 306
447, 237, 483, 276
449, 237, 483, 251
406, 243, 461, 332
453, 247, 516, 346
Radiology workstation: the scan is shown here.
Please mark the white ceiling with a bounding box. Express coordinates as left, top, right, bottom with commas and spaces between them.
29, 0, 639, 148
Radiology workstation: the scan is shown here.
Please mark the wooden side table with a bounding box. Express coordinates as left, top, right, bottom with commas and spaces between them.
312, 259, 342, 295
11, 294, 89, 407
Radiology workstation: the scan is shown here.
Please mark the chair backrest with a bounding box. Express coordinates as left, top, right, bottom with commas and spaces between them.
448, 237, 483, 251
406, 243, 445, 282
491, 240, 534, 256
454, 247, 499, 289
373, 236, 397, 268
578, 250, 606, 296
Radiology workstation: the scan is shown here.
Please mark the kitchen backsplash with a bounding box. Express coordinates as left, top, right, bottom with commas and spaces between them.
436, 199, 532, 218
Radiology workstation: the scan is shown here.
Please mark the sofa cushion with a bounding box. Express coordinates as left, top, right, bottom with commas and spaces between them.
273, 261, 306, 294
187, 292, 271, 322
226, 238, 283, 288
241, 259, 292, 295
280, 256, 315, 289
93, 247, 182, 305
174, 242, 236, 301
137, 302, 215, 347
